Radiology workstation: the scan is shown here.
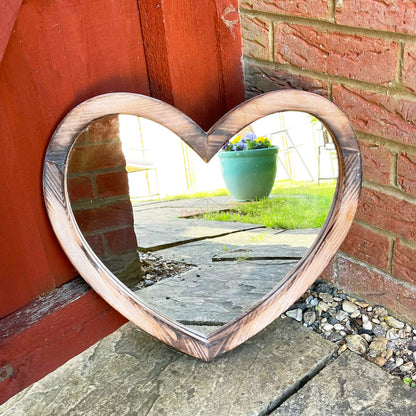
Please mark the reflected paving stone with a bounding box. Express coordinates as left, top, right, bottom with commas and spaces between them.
136, 228, 318, 332
272, 351, 416, 416
132, 196, 309, 250
0, 318, 336, 416
137, 260, 295, 330
134, 214, 263, 250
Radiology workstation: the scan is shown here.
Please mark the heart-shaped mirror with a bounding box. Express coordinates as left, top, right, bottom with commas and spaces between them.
43, 91, 361, 361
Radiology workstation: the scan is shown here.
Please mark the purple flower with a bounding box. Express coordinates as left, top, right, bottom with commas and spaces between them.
244, 132, 257, 142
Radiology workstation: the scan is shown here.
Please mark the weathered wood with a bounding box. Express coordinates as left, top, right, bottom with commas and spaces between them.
43, 90, 362, 361
0, 278, 127, 404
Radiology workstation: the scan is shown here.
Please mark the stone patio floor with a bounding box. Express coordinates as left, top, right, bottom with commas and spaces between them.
2, 196, 416, 415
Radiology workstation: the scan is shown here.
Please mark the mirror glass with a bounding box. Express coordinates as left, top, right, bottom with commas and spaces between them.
66, 112, 338, 334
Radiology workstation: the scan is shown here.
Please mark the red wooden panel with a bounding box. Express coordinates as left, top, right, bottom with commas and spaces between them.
138, 0, 245, 130
0, 0, 23, 62
0, 0, 150, 318
0, 279, 127, 404
0, 0, 245, 400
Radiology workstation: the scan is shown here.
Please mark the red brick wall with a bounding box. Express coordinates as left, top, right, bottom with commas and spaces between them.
240, 0, 416, 323
67, 115, 141, 287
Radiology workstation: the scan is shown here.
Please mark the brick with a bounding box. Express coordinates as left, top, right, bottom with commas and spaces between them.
398, 152, 416, 196
393, 239, 416, 285
73, 129, 89, 145
96, 170, 130, 199
359, 141, 391, 185
335, 0, 416, 35
338, 256, 416, 324
66, 175, 94, 203
68, 142, 127, 173
85, 234, 105, 257
273, 23, 397, 85
404, 43, 416, 93
320, 257, 336, 284
241, 15, 271, 61
340, 223, 390, 270
356, 187, 416, 241
104, 227, 138, 255
244, 63, 328, 98
73, 200, 134, 234
240, 0, 329, 19
333, 85, 416, 147
87, 115, 120, 143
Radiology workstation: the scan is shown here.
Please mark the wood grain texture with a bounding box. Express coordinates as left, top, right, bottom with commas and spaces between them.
44, 90, 362, 361
0, 0, 22, 62
138, 0, 245, 130
0, 0, 150, 318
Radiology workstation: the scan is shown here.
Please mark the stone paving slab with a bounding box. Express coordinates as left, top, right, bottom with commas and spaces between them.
272, 351, 416, 416
132, 196, 251, 250
134, 216, 263, 250
210, 227, 319, 248
0, 317, 336, 416
155, 228, 317, 264
136, 259, 295, 330
135, 228, 316, 332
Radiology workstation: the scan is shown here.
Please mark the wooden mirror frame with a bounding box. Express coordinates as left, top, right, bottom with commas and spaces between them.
43, 90, 361, 361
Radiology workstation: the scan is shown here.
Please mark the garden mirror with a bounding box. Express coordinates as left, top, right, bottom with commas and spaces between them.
66, 111, 338, 334
44, 91, 361, 361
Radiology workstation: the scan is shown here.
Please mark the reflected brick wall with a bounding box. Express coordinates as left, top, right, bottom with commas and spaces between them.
67, 115, 141, 287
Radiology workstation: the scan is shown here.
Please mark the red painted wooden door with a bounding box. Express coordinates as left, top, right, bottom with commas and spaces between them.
0, 0, 244, 318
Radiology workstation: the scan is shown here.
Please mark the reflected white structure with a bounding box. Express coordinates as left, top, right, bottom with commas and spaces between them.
119, 113, 338, 200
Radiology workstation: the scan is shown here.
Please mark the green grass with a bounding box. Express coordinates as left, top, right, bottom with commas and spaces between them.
202, 180, 336, 229
163, 188, 230, 201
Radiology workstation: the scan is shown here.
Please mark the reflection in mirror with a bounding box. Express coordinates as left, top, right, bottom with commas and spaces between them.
66, 112, 338, 334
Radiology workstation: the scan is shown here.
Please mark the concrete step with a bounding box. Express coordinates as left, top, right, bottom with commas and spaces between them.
0, 317, 336, 416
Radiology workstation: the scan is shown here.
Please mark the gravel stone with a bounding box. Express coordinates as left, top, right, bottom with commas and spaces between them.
373, 306, 388, 317
386, 329, 399, 340
287, 280, 416, 385
317, 301, 330, 312
372, 325, 386, 338
342, 300, 358, 314
318, 292, 333, 303
363, 321, 373, 331
368, 337, 388, 357
385, 316, 405, 329
335, 310, 349, 322
303, 310, 316, 326
327, 332, 344, 343
322, 323, 334, 332
345, 335, 368, 354
286, 308, 303, 322
328, 317, 338, 326
385, 348, 393, 360
400, 362, 414, 372
373, 356, 386, 367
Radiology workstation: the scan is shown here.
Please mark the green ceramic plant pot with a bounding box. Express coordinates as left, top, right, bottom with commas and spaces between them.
219, 147, 278, 201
